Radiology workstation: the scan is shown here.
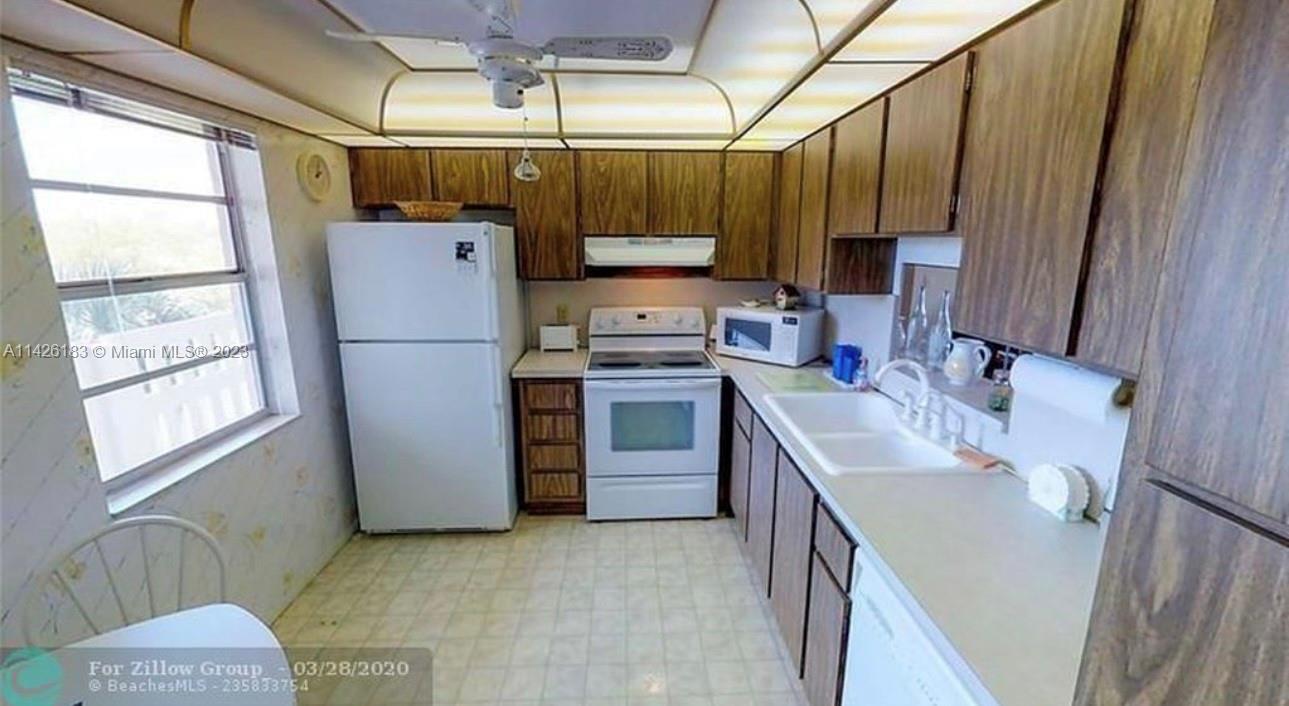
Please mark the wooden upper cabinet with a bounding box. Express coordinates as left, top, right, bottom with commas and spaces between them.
796, 130, 832, 290
880, 54, 972, 234
507, 150, 581, 280
578, 150, 647, 234
718, 152, 775, 279
1138, 0, 1289, 526
431, 149, 509, 206
349, 149, 431, 207
828, 100, 885, 236
772, 143, 805, 283
648, 151, 723, 234
1074, 0, 1215, 375
954, 0, 1128, 354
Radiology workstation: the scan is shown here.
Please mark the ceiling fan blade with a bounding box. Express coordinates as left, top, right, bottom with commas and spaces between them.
325, 30, 465, 46
543, 36, 674, 61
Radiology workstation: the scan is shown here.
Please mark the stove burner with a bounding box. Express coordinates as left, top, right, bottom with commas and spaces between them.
659, 360, 703, 367
598, 361, 643, 368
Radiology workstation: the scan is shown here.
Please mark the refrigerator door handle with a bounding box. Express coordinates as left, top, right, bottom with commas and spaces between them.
490, 345, 505, 448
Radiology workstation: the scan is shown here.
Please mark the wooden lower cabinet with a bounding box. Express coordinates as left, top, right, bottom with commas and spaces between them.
1077, 481, 1289, 705
516, 379, 585, 513
804, 551, 851, 706
770, 452, 817, 675
746, 415, 779, 594
729, 411, 752, 540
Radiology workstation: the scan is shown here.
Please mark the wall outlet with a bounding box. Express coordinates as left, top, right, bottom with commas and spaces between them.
555, 304, 569, 325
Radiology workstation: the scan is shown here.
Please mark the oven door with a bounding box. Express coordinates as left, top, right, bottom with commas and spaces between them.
584, 378, 721, 477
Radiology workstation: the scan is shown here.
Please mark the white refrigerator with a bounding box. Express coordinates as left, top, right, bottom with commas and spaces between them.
326, 222, 525, 532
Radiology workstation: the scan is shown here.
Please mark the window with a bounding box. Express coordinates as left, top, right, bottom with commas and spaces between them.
10, 70, 271, 485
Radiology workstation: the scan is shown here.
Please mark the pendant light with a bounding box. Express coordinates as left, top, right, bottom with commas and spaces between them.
513, 105, 541, 183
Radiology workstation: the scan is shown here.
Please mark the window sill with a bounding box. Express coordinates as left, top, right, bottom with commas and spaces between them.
106, 413, 300, 515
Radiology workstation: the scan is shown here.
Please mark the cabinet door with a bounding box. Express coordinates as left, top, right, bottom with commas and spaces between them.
718, 152, 775, 279
508, 150, 581, 280
349, 148, 431, 207
804, 552, 850, 706
770, 452, 817, 675
772, 143, 804, 283
747, 415, 779, 594
1136, 0, 1289, 525
1077, 482, 1289, 705
828, 100, 885, 236
729, 415, 752, 540
796, 130, 832, 290
1073, 0, 1216, 374
954, 0, 1127, 353
578, 151, 648, 234
648, 151, 723, 234
431, 149, 509, 206
880, 54, 971, 233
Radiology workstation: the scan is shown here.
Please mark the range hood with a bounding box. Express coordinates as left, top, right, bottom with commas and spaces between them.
584, 237, 716, 268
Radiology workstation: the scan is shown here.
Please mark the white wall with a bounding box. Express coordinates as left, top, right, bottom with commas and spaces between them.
0, 47, 358, 645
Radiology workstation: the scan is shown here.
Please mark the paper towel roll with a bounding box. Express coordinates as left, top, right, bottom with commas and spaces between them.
1010, 354, 1122, 424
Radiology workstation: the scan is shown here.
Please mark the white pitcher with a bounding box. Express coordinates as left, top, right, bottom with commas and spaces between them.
943, 338, 990, 386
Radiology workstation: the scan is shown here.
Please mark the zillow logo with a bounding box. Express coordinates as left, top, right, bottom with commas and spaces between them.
1, 647, 63, 706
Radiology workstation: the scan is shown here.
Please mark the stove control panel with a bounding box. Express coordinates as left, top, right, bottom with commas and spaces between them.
588, 307, 707, 335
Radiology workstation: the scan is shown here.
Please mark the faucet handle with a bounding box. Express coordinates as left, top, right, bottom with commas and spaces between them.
899, 391, 917, 423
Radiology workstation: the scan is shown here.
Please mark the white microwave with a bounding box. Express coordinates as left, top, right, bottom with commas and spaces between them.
716, 306, 825, 367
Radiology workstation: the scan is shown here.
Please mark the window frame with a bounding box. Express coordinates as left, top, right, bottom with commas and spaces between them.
11, 70, 276, 491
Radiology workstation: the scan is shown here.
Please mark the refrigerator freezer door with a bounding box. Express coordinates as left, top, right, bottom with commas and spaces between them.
327, 222, 497, 342
339, 341, 516, 532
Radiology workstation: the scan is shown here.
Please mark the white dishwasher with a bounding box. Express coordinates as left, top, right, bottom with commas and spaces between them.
843, 555, 983, 706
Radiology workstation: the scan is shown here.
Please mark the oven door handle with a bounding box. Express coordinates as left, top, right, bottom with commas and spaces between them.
584, 378, 722, 393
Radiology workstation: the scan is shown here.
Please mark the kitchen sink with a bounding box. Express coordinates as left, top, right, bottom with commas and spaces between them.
764, 392, 983, 476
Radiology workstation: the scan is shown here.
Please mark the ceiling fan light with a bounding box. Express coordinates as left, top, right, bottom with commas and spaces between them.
513, 149, 541, 182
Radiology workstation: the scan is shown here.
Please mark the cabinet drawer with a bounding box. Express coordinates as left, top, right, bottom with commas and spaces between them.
526, 413, 581, 442
528, 444, 581, 471
524, 382, 580, 411
733, 391, 753, 438
529, 472, 581, 500
814, 505, 857, 589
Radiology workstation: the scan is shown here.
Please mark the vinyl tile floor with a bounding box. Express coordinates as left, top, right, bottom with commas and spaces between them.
272, 514, 809, 706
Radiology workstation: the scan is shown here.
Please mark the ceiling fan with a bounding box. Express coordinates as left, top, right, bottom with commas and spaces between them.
328, 0, 674, 110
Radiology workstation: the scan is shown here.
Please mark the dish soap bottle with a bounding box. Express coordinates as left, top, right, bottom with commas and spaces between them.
926, 290, 953, 370
988, 368, 1013, 412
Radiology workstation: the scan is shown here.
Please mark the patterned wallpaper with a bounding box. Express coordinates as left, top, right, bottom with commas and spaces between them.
0, 47, 358, 646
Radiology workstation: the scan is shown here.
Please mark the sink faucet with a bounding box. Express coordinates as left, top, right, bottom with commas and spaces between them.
874, 358, 931, 405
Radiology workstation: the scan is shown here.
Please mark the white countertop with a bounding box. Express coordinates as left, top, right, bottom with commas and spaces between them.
716, 354, 1105, 706
511, 349, 589, 378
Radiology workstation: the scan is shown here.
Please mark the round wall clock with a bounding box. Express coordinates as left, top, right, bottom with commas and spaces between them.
296, 152, 331, 202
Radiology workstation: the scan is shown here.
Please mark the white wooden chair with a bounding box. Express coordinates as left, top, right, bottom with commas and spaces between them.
21, 514, 227, 648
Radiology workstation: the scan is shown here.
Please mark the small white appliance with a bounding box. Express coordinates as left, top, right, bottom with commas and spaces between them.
844, 551, 985, 706
716, 305, 825, 367
539, 324, 579, 352
326, 222, 525, 533
583, 307, 721, 521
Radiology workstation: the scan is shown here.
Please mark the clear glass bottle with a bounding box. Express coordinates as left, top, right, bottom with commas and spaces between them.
988, 368, 1013, 412
903, 284, 930, 363
926, 290, 953, 370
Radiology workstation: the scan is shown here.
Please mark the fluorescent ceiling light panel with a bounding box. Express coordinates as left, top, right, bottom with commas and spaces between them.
690, 0, 819, 128
727, 138, 796, 152
394, 136, 566, 149
835, 0, 1042, 61
557, 74, 732, 136
383, 73, 559, 133
806, 0, 884, 48
743, 62, 923, 142
563, 139, 730, 151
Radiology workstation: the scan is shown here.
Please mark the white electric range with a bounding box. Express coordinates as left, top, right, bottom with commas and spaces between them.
583, 307, 722, 521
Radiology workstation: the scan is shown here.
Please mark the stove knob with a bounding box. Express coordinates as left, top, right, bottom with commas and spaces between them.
672, 313, 684, 326
610, 315, 622, 328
